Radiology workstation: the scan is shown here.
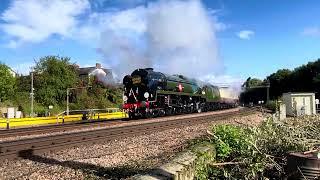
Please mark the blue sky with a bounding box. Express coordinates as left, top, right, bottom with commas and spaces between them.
0, 0, 320, 84
209, 0, 320, 78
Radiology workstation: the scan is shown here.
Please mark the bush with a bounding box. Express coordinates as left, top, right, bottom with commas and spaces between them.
212, 125, 253, 161
264, 100, 277, 111
209, 125, 263, 179
198, 116, 320, 179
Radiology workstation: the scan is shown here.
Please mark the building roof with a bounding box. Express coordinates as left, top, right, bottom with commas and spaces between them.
78, 67, 111, 76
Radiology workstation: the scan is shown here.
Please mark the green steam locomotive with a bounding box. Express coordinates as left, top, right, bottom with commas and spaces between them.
122, 68, 238, 119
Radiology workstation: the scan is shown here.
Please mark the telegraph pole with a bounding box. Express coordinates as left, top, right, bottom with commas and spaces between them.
66, 88, 69, 116
30, 71, 34, 117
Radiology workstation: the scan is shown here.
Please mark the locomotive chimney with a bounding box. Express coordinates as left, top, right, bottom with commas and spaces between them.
96, 63, 102, 69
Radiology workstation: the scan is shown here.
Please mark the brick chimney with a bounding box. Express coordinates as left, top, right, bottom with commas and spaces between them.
96, 63, 101, 69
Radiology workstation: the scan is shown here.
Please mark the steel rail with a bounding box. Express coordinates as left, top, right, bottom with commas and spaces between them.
0, 109, 255, 160
0, 118, 127, 138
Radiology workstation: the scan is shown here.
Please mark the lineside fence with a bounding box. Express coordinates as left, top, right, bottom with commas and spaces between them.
0, 108, 127, 129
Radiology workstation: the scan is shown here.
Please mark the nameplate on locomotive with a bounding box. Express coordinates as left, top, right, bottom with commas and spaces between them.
132, 76, 141, 84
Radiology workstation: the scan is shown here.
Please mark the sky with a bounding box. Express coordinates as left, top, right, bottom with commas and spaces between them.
0, 0, 320, 85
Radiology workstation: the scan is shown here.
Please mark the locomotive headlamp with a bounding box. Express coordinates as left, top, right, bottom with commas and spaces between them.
123, 95, 128, 101
144, 92, 150, 98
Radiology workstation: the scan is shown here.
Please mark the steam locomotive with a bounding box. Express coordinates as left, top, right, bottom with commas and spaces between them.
122, 68, 238, 119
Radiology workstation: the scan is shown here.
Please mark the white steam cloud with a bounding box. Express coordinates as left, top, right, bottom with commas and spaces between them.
89, 68, 115, 87
98, 0, 223, 79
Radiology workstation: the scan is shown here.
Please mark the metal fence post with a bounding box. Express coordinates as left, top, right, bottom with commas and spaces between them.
6, 117, 9, 130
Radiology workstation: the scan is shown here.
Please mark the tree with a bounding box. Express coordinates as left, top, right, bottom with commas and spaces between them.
16, 75, 31, 93
0, 63, 16, 102
240, 77, 267, 104
242, 77, 263, 88
242, 58, 320, 104
33, 56, 78, 106
266, 69, 291, 99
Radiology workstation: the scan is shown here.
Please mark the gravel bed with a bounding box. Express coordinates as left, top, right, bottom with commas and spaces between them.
0, 111, 264, 180
0, 108, 240, 142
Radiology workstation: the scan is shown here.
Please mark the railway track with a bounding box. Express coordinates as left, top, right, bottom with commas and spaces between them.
0, 108, 256, 138
0, 118, 127, 138
0, 108, 256, 160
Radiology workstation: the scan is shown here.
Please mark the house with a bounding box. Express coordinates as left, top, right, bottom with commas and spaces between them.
77, 63, 113, 85
78, 63, 112, 78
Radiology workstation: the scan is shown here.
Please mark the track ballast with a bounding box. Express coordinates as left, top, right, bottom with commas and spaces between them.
0, 108, 255, 160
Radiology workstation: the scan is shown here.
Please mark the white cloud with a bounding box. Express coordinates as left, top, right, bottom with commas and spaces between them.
237, 30, 254, 40
302, 27, 320, 37
1, 0, 90, 47
81, 6, 146, 39
215, 22, 228, 31
0, 0, 148, 47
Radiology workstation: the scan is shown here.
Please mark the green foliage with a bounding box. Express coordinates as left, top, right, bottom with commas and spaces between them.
264, 100, 277, 111
267, 69, 291, 99
213, 125, 253, 161
242, 77, 263, 88
34, 56, 78, 106
194, 116, 320, 179
8, 91, 57, 117
1, 56, 122, 116
0, 63, 16, 102
192, 143, 216, 180
16, 75, 31, 92
12, 91, 32, 116
69, 83, 122, 110
209, 125, 261, 179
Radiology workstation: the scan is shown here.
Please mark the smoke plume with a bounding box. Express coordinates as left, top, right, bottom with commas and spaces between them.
99, 0, 223, 79
89, 68, 115, 87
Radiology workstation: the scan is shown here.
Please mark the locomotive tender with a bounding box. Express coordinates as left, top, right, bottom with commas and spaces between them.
122, 68, 238, 119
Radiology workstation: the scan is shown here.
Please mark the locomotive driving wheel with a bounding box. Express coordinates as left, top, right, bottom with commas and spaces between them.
128, 112, 137, 120
144, 109, 153, 119
165, 108, 173, 116
196, 102, 202, 113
